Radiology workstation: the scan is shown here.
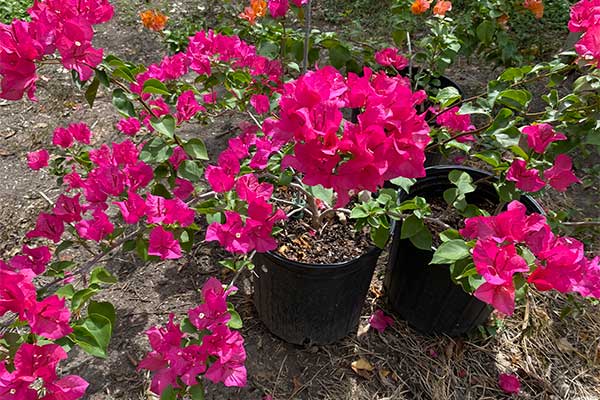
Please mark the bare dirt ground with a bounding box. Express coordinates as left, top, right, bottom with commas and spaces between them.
1, 1, 599, 399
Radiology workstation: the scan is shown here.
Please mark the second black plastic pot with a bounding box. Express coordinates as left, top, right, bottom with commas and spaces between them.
384, 165, 545, 336
253, 247, 382, 345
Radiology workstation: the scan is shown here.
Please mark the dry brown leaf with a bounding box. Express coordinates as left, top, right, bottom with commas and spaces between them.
351, 358, 374, 378
556, 337, 576, 353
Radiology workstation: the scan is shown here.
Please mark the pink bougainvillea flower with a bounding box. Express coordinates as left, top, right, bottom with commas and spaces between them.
205, 358, 247, 387
114, 190, 147, 224
498, 373, 521, 394
164, 198, 195, 227
188, 278, 231, 331
10, 245, 52, 276
26, 295, 73, 340
148, 226, 182, 260
168, 146, 188, 170
173, 178, 195, 200
521, 123, 566, 153
250, 94, 270, 114
52, 127, 74, 148
473, 241, 529, 285
235, 174, 273, 203
544, 154, 580, 192
506, 159, 545, 192
375, 47, 408, 70
75, 210, 114, 242
13, 343, 67, 382
117, 117, 142, 136
369, 310, 394, 333
55, 18, 103, 81
68, 122, 92, 144
26, 213, 64, 243
43, 375, 89, 400
436, 106, 476, 142
268, 0, 289, 17
460, 200, 530, 244
145, 193, 168, 224
53, 193, 83, 223
474, 282, 516, 315
574, 257, 600, 298
568, 0, 600, 33
205, 211, 251, 254
176, 90, 204, 124
205, 165, 235, 193
0, 269, 36, 318
27, 149, 49, 170
528, 236, 586, 293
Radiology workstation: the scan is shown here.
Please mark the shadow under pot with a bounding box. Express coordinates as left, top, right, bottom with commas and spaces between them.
384, 165, 544, 337
253, 247, 382, 345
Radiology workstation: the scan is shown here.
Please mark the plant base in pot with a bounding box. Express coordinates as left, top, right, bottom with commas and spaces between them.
384, 165, 544, 336
253, 246, 381, 345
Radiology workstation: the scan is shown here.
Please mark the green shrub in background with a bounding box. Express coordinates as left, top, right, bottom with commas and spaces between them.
0, 0, 30, 23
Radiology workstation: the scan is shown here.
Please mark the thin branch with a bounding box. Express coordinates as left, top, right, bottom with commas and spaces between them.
302, 0, 312, 73
561, 221, 600, 228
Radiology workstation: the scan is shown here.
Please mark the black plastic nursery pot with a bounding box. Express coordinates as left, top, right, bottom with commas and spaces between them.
253, 247, 382, 345
384, 165, 544, 336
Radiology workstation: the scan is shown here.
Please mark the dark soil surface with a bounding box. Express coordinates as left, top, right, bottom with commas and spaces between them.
273, 190, 372, 264
0, 1, 598, 400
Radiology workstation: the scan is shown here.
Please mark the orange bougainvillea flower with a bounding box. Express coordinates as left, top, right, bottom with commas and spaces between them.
523, 0, 544, 19
497, 14, 510, 30
140, 10, 168, 32
239, 0, 267, 24
411, 0, 432, 15
432, 0, 452, 16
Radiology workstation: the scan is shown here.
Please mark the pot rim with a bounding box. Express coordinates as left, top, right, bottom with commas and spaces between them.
260, 245, 382, 270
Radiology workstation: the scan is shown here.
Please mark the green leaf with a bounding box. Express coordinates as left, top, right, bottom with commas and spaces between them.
71, 313, 112, 358
371, 225, 390, 249
88, 301, 116, 327
474, 150, 502, 168
227, 305, 243, 329
55, 240, 74, 256
189, 383, 205, 400
150, 115, 176, 139
90, 267, 117, 286
306, 185, 334, 208
160, 385, 177, 400
434, 87, 461, 108
401, 215, 425, 239
409, 228, 432, 250
112, 89, 135, 117
178, 160, 204, 182
71, 288, 100, 311
439, 229, 461, 242
389, 177, 416, 193
430, 239, 470, 264
350, 206, 369, 219
328, 44, 352, 69
85, 77, 100, 108
476, 20, 495, 44
55, 284, 75, 300
448, 170, 476, 195
142, 78, 170, 95
496, 89, 532, 111
183, 139, 209, 160
140, 137, 171, 163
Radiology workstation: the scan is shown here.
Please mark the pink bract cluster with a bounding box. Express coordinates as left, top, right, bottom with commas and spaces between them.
206, 173, 287, 254
267, 0, 309, 18
435, 106, 476, 143
461, 201, 600, 315
0, 343, 89, 400
0, 0, 113, 100
138, 278, 247, 393
569, 0, 600, 65
26, 123, 196, 260
505, 124, 579, 192
272, 66, 430, 207
374, 47, 410, 70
